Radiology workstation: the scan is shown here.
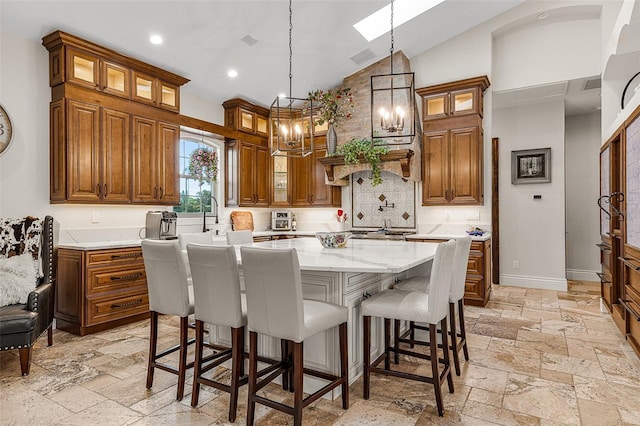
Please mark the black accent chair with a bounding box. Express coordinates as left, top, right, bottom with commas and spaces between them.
0, 216, 56, 375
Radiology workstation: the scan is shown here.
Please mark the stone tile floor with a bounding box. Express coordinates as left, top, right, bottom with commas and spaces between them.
2, 281, 640, 425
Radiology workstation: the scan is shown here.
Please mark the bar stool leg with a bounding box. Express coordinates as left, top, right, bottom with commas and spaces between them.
339, 322, 349, 409
177, 316, 189, 400
409, 321, 416, 348
363, 315, 371, 400
429, 324, 444, 416
441, 317, 454, 394
393, 319, 400, 365
449, 302, 461, 376
229, 326, 244, 422
281, 339, 289, 391
384, 318, 391, 370
459, 299, 470, 361
191, 319, 205, 407
293, 341, 304, 426
247, 331, 258, 426
146, 311, 158, 389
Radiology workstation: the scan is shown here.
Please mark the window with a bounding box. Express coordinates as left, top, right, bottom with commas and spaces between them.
174, 133, 221, 214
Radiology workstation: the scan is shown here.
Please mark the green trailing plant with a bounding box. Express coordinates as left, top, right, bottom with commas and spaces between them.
333, 137, 390, 186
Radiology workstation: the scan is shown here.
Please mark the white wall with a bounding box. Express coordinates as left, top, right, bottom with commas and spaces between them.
565, 111, 601, 280
493, 100, 567, 290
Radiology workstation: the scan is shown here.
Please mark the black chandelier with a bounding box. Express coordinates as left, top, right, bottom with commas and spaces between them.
370, 0, 415, 145
270, 0, 315, 157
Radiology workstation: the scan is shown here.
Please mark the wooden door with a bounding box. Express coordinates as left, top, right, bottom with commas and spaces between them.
291, 155, 312, 206
67, 100, 101, 202
157, 122, 180, 205
254, 145, 270, 206
131, 116, 158, 203
422, 130, 449, 205
450, 125, 482, 204
101, 108, 130, 203
238, 143, 256, 206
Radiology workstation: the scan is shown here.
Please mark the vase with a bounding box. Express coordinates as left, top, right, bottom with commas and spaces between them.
326, 123, 337, 155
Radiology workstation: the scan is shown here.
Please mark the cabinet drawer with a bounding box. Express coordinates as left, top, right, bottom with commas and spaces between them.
465, 276, 484, 298
87, 290, 149, 326
625, 261, 640, 295
87, 248, 143, 266
467, 251, 483, 275
345, 273, 380, 293
470, 241, 484, 251
87, 265, 146, 295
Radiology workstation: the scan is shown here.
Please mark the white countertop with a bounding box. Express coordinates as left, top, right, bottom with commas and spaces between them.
243, 238, 438, 274
406, 232, 490, 242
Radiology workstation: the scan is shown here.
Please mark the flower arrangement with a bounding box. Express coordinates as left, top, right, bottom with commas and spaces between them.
337, 209, 347, 223
307, 88, 354, 127
188, 147, 218, 184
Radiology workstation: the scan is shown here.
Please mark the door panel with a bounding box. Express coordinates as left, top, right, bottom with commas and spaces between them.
67, 100, 100, 201
102, 108, 130, 202
422, 130, 449, 205
131, 116, 157, 202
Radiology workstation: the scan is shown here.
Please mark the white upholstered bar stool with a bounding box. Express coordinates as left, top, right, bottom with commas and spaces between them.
141, 240, 195, 400
241, 246, 349, 426
178, 233, 214, 278
395, 237, 472, 375
362, 239, 456, 417
226, 230, 253, 245
187, 244, 247, 421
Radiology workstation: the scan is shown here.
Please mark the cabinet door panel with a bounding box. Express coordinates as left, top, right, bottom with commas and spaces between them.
450, 126, 482, 204
102, 109, 130, 202
157, 122, 180, 204
291, 155, 312, 206
50, 100, 66, 202
311, 147, 337, 206
254, 146, 270, 206
422, 130, 449, 205
131, 116, 157, 202
67, 100, 101, 201
238, 143, 256, 205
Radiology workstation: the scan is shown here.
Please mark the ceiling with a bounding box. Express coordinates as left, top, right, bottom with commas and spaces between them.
1, 0, 525, 109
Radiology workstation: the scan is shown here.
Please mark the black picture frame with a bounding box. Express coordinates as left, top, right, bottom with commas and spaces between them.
511, 148, 551, 184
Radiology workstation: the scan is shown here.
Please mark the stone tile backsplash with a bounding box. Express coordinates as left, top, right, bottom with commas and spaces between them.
351, 170, 415, 229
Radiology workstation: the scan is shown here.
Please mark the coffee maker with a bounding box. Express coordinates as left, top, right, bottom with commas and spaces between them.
145, 211, 178, 240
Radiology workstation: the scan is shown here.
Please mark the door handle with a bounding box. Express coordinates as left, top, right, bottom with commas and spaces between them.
96, 184, 101, 197
159, 187, 163, 199
104, 184, 108, 197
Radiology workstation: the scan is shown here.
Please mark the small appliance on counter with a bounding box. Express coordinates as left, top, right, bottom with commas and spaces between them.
272, 211, 292, 231
145, 211, 178, 240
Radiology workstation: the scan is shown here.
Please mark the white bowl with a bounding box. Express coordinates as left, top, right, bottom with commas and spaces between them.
315, 231, 351, 248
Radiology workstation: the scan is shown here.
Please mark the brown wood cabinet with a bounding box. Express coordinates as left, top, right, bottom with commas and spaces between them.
223, 98, 270, 137
43, 30, 187, 205
290, 143, 341, 207
410, 238, 492, 307
55, 246, 149, 336
225, 139, 270, 207
418, 76, 489, 206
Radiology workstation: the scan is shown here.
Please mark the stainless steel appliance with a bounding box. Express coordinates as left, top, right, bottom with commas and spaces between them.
145, 211, 178, 240
271, 211, 292, 231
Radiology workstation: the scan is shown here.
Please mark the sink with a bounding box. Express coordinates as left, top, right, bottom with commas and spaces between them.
350, 230, 416, 240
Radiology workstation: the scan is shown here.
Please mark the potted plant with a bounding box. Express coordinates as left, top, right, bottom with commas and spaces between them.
334, 137, 390, 186
307, 88, 354, 154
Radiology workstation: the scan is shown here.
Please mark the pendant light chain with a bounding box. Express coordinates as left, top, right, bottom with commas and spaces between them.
390, 0, 394, 75
289, 0, 293, 99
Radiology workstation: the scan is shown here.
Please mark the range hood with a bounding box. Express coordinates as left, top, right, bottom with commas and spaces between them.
318, 149, 417, 185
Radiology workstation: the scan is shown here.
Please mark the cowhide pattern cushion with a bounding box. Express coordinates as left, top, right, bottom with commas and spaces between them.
0, 216, 43, 261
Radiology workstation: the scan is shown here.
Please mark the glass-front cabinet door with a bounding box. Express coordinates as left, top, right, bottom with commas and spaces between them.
68, 48, 99, 88
159, 82, 178, 111
451, 89, 477, 116
272, 155, 290, 206
424, 94, 448, 120
133, 71, 155, 105
102, 61, 130, 97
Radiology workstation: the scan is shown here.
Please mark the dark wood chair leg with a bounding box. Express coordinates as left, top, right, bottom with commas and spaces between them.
339, 322, 349, 409
229, 326, 243, 422
47, 324, 53, 346
176, 316, 189, 400
384, 318, 391, 370
459, 299, 470, 361
409, 320, 416, 348
191, 320, 204, 407
449, 302, 461, 376
430, 324, 444, 416
393, 319, 400, 364
281, 338, 289, 391
146, 311, 158, 389
293, 341, 304, 426
363, 315, 371, 400
247, 331, 258, 426
441, 317, 454, 394
18, 347, 31, 376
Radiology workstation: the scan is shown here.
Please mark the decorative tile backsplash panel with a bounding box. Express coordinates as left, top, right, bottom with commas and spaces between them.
351, 170, 415, 229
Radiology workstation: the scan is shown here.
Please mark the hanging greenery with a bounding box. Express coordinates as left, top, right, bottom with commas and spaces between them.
334, 137, 390, 186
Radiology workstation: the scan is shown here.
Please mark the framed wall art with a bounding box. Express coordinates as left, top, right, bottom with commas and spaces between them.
511, 147, 551, 184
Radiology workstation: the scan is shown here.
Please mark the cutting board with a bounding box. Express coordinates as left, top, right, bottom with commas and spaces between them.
230, 211, 254, 231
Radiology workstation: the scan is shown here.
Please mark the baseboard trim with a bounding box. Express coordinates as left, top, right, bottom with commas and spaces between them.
566, 269, 599, 282
499, 274, 568, 291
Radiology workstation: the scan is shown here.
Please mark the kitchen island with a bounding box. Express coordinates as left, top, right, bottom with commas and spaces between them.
210, 238, 440, 399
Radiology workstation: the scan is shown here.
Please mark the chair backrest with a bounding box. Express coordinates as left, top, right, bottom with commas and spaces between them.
187, 244, 245, 328
227, 230, 253, 245
141, 240, 191, 317
178, 232, 214, 250
240, 246, 304, 342
426, 239, 457, 323
450, 237, 472, 302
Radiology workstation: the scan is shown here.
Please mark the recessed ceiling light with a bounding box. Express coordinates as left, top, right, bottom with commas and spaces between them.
227, 69, 238, 78
149, 34, 163, 45
537, 13, 549, 20
354, 0, 446, 42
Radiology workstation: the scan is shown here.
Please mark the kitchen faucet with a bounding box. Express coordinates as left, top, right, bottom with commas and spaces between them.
203, 195, 219, 232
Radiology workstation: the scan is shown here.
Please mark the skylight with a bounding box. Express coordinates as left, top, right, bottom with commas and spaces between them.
353, 0, 446, 42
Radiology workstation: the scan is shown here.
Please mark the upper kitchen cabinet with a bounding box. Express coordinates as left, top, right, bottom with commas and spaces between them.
417, 76, 489, 206
223, 98, 270, 137
43, 30, 188, 205
290, 140, 341, 208
225, 139, 270, 207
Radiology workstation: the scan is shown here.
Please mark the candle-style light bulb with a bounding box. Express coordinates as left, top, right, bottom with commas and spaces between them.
281, 125, 288, 138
